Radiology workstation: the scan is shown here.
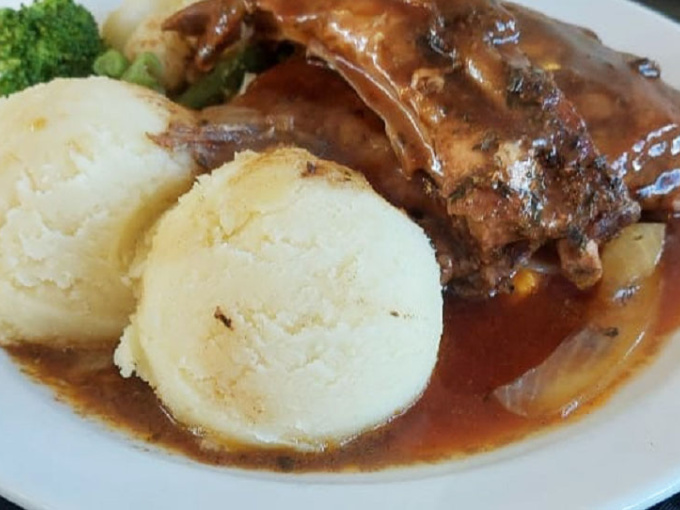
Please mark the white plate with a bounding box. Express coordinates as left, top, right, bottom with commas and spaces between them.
1, 1, 680, 509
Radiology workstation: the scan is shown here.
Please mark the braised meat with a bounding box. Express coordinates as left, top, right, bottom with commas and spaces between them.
510, 4, 680, 213
164, 0, 654, 296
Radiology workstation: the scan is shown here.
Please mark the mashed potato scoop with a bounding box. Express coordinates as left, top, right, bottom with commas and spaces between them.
115, 148, 443, 451
0, 77, 198, 347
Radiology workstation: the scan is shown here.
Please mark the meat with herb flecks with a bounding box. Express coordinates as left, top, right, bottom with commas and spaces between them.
163, 0, 649, 296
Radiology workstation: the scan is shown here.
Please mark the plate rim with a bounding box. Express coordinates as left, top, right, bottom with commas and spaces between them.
1, 0, 680, 509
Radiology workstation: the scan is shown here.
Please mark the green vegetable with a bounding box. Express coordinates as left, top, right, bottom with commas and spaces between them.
0, 0, 104, 96
93, 49, 129, 79
178, 45, 273, 110
178, 53, 244, 110
120, 52, 164, 93
93, 50, 165, 93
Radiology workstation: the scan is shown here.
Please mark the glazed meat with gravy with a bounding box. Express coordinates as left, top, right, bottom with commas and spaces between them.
165, 0, 646, 296
510, 4, 680, 213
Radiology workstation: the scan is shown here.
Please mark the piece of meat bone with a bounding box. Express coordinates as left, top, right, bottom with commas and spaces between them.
509, 3, 680, 213
164, 0, 640, 296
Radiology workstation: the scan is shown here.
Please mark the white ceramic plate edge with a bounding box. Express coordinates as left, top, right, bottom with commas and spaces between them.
1, 1, 680, 509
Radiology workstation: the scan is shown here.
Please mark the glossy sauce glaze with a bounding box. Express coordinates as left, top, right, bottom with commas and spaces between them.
510, 3, 680, 212
166, 0, 643, 297
162, 0, 680, 298
6, 217, 680, 473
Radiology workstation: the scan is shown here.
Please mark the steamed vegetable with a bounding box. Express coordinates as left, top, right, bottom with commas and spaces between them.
93, 50, 164, 92
494, 224, 666, 418
120, 52, 164, 92
0, 0, 104, 96
178, 44, 276, 110
93, 49, 130, 79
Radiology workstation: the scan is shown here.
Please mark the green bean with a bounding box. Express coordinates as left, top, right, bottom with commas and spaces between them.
92, 49, 129, 79
178, 51, 247, 110
121, 52, 164, 93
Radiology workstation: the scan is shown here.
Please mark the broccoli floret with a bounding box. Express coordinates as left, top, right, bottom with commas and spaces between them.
0, 0, 104, 96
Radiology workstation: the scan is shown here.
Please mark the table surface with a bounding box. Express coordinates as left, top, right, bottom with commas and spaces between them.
1, 0, 680, 509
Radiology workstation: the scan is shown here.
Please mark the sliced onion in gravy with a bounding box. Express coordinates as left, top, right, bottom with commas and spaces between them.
494, 223, 666, 418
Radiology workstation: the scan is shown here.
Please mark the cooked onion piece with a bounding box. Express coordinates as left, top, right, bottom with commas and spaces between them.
599, 223, 666, 298
494, 224, 666, 418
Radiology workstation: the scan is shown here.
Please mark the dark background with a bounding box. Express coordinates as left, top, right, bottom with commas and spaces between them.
638, 0, 680, 19
1, 1, 679, 509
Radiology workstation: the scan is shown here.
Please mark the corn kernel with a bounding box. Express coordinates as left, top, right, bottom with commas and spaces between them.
512, 269, 540, 297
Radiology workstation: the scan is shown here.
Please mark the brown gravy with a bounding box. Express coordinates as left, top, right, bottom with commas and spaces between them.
5, 218, 680, 473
